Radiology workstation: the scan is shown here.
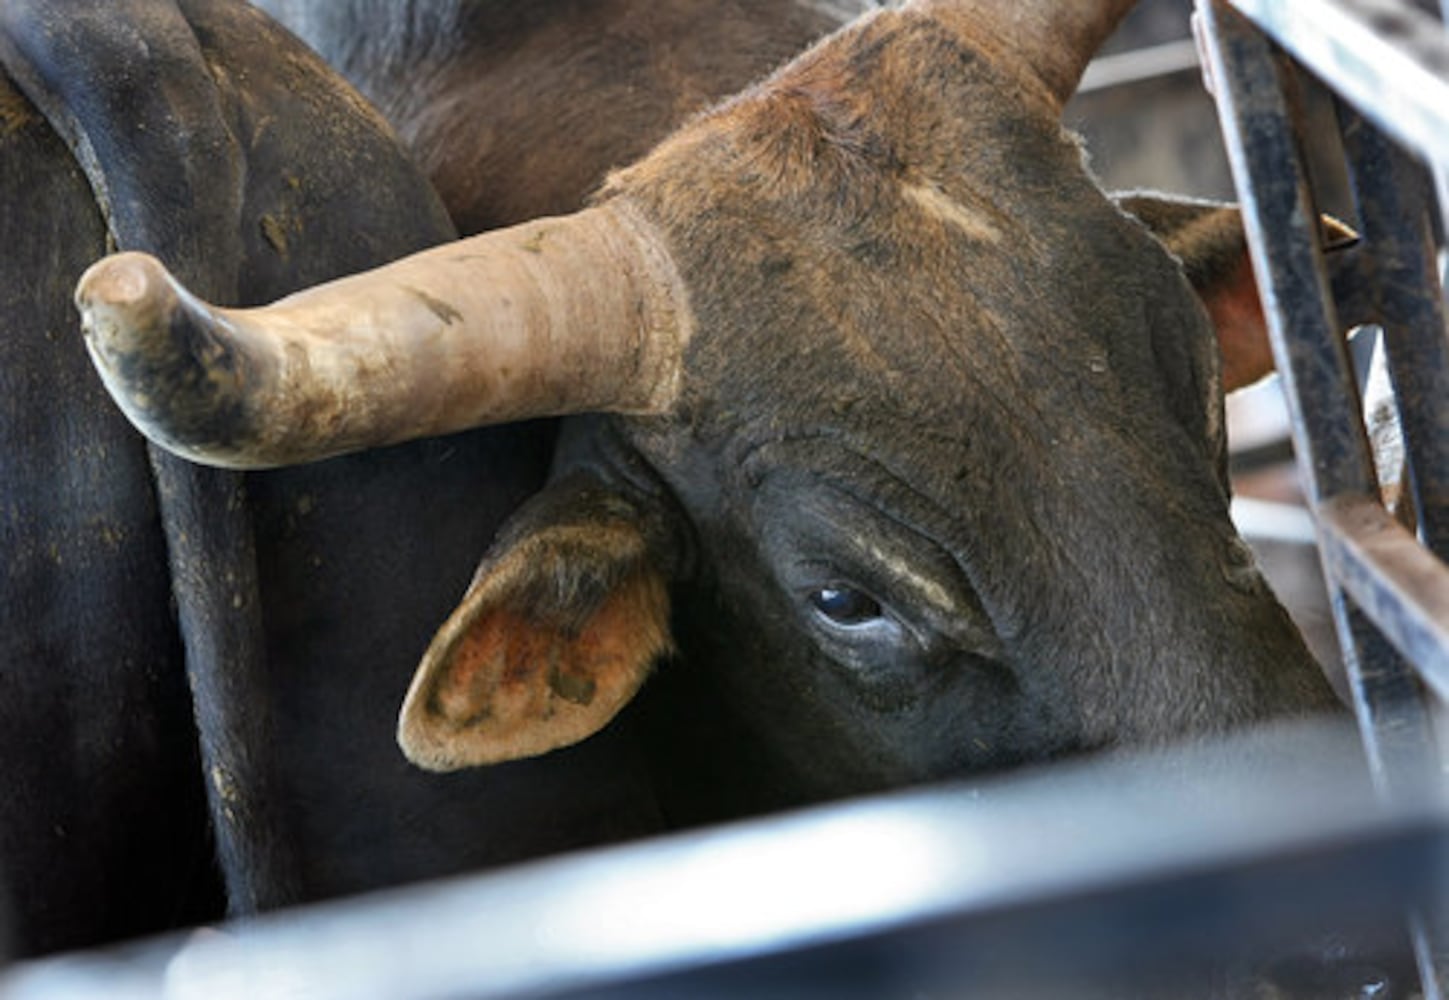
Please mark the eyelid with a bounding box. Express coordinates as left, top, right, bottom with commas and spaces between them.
784, 546, 996, 654
761, 484, 1000, 651
854, 537, 959, 621
821, 539, 996, 652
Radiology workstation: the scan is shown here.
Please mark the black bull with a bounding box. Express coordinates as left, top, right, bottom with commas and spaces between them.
4, 0, 1340, 960
0, 0, 682, 957
0, 0, 856, 958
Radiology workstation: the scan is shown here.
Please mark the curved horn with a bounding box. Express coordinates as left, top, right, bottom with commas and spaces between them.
73, 202, 691, 469
912, 0, 1137, 107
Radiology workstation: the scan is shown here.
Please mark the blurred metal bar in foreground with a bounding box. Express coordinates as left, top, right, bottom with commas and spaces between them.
0, 719, 1442, 1000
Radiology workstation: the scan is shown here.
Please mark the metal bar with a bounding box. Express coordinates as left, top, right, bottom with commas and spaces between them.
1201, 4, 1449, 994
0, 721, 1439, 1000
1425, 0, 1449, 265
1200, 1, 1443, 800
1338, 108, 1449, 558
1078, 38, 1201, 93
1328, 587, 1446, 998
1198, 3, 1374, 503
1204, 0, 1444, 826
1226, 0, 1449, 170
1318, 497, 1449, 706
1203, 0, 1448, 796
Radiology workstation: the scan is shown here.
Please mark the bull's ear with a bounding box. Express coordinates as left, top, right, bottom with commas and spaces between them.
398, 474, 673, 771
1116, 194, 1355, 392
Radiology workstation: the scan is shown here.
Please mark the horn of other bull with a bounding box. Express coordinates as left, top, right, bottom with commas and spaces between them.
73, 203, 692, 469
912, 0, 1137, 108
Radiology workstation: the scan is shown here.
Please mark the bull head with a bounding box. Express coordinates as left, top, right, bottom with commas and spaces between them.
74, 0, 1337, 814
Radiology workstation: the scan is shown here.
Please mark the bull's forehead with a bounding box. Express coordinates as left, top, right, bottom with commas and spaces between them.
610, 8, 1219, 458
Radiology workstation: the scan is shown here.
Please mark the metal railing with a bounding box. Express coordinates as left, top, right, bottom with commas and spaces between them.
1195, 0, 1449, 992
0, 719, 1441, 1000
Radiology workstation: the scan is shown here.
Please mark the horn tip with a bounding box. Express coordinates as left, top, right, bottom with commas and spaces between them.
74, 251, 177, 339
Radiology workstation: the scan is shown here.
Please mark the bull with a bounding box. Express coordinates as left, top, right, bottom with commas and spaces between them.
1, 0, 861, 956
4, 0, 851, 956
70, 0, 1339, 836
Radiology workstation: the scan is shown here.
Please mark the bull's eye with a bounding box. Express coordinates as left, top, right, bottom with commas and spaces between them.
809, 585, 884, 627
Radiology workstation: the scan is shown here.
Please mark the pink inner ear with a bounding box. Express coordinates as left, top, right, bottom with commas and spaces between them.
1205, 255, 1274, 392
430, 606, 556, 726
398, 564, 673, 770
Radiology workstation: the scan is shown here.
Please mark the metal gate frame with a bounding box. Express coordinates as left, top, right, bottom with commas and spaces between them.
1195, 0, 1449, 993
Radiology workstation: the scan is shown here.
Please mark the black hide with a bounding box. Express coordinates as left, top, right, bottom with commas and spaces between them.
0, 67, 216, 957
0, 0, 662, 955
